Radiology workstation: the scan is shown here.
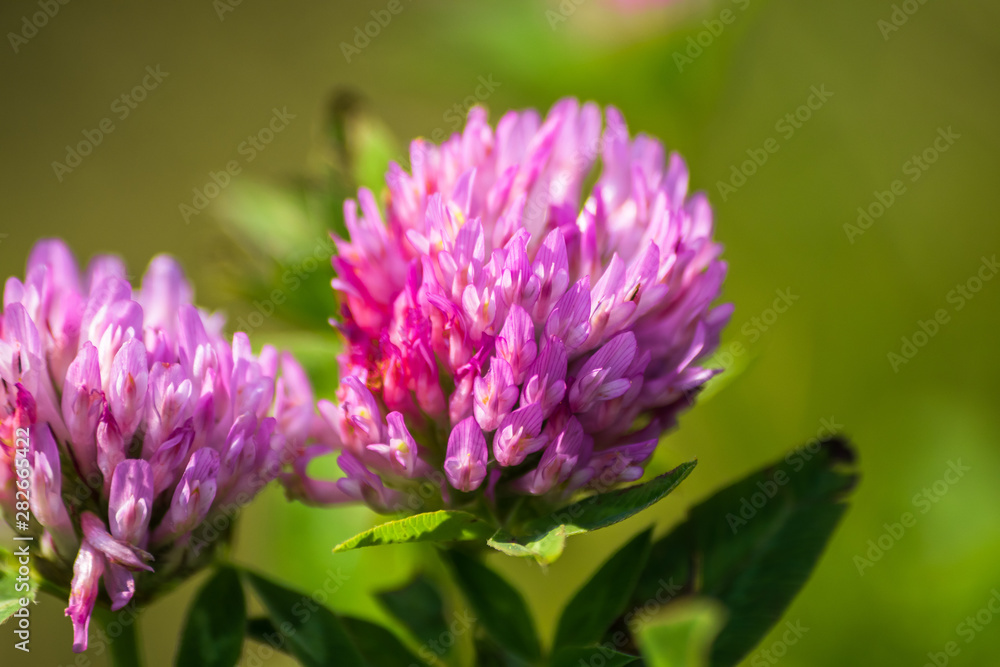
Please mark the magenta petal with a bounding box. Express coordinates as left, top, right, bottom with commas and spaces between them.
66, 540, 105, 653
496, 304, 537, 384
61, 342, 103, 477
28, 424, 79, 559
108, 460, 154, 546
156, 448, 219, 542
445, 417, 488, 492
108, 337, 148, 442
473, 358, 517, 432
494, 403, 547, 467
81, 511, 153, 572
103, 562, 136, 612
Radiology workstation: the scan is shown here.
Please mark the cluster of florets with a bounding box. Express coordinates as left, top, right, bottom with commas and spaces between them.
292, 98, 731, 513
0, 240, 315, 651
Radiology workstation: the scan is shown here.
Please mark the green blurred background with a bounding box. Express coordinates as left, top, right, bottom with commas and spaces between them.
2, 0, 999, 664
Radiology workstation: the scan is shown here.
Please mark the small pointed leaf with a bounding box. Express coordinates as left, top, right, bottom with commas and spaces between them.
487, 526, 567, 564
495, 461, 695, 563
334, 510, 496, 552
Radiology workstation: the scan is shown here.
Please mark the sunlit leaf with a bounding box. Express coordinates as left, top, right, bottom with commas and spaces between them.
636, 599, 726, 667
333, 510, 496, 552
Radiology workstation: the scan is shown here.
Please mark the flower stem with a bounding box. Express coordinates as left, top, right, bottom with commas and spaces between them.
96, 606, 144, 667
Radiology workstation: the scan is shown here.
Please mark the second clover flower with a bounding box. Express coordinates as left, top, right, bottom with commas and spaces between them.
293, 97, 731, 513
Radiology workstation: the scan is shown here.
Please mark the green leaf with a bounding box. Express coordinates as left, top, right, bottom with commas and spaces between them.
635, 599, 726, 667
487, 526, 566, 565
333, 510, 495, 552
631, 438, 858, 667
0, 547, 34, 627
550, 647, 641, 667
376, 574, 450, 650
175, 566, 246, 667
341, 616, 425, 666
243, 570, 366, 667
554, 529, 654, 650
446, 551, 541, 662
247, 615, 421, 667
473, 638, 537, 667
246, 617, 289, 655
495, 461, 696, 563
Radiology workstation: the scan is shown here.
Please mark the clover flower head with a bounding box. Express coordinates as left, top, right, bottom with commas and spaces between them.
0, 240, 314, 652
294, 98, 731, 514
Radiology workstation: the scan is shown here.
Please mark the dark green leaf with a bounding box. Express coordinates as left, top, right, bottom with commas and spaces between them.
494, 461, 695, 563
175, 566, 245, 667
474, 637, 536, 667
446, 551, 541, 662
376, 574, 450, 650
341, 616, 425, 666
554, 529, 654, 650
333, 510, 496, 552
246, 617, 290, 655
550, 647, 641, 667
243, 570, 365, 667
630, 438, 858, 667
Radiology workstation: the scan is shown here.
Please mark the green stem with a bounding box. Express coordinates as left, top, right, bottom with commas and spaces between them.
96, 605, 144, 667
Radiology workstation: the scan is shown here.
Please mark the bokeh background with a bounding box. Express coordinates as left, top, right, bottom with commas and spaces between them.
2, 0, 999, 665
